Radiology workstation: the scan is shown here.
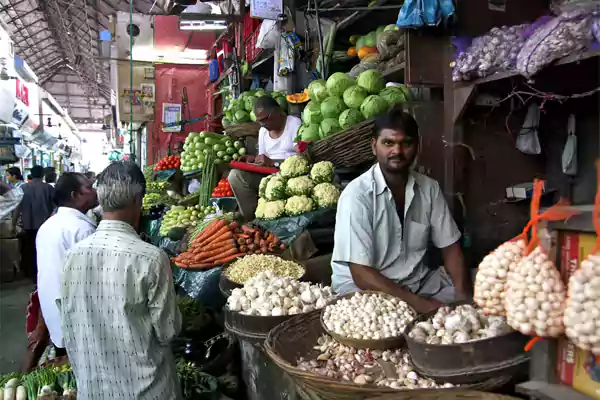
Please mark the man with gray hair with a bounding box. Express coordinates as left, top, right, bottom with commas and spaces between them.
59, 162, 182, 399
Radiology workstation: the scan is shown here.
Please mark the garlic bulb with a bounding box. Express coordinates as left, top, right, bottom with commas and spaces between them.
297, 334, 455, 390
564, 253, 600, 353
322, 292, 415, 339
408, 304, 512, 344
226, 270, 335, 316
505, 246, 566, 337
474, 239, 526, 316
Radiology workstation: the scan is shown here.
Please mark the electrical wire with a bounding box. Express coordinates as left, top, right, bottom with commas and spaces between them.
129, 0, 134, 159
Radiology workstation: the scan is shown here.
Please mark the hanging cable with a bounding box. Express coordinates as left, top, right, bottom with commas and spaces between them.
129, 0, 135, 160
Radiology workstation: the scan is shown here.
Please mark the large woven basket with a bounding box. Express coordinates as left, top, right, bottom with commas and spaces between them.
308, 120, 375, 168
224, 122, 261, 138
265, 311, 513, 400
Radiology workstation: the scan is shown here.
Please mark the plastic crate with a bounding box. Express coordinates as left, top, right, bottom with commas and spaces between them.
243, 13, 262, 39
245, 25, 263, 63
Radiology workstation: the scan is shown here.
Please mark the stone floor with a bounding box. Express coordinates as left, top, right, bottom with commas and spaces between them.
0, 279, 32, 374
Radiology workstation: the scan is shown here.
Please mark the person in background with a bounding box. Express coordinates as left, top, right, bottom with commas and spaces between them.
34, 173, 98, 360
6, 166, 25, 189
228, 96, 301, 220
84, 171, 96, 181
44, 169, 57, 187
18, 165, 55, 281
26, 174, 32, 182
59, 162, 181, 399
331, 108, 470, 314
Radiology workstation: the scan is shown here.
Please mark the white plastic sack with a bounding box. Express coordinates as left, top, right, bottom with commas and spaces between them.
516, 104, 542, 155
256, 19, 280, 49
0, 186, 23, 221
562, 114, 578, 176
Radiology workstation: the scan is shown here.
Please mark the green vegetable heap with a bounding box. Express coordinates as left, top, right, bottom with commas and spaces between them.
255, 158, 341, 219
223, 89, 288, 126
180, 131, 247, 172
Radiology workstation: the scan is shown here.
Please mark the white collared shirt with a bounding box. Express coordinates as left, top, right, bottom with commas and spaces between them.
331, 164, 461, 294
258, 115, 301, 160
36, 207, 97, 348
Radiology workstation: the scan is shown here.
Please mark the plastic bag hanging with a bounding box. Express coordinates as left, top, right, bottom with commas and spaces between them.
397, 0, 455, 28
516, 103, 542, 155
564, 161, 600, 353
561, 114, 578, 176
505, 181, 578, 337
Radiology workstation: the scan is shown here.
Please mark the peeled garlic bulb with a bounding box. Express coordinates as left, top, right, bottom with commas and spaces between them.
505, 246, 566, 337
564, 254, 600, 353
474, 239, 526, 316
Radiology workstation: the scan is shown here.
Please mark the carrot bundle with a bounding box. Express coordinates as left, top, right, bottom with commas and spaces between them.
172, 219, 286, 269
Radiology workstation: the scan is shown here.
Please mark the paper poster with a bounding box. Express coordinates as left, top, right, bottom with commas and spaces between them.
162, 103, 182, 132
250, 0, 283, 20
141, 83, 155, 102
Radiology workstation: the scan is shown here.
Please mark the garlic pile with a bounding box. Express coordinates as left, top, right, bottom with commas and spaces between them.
474, 239, 526, 316
297, 334, 454, 389
564, 253, 600, 353
224, 254, 304, 284
226, 270, 334, 316
505, 246, 566, 337
322, 292, 415, 340
408, 304, 512, 345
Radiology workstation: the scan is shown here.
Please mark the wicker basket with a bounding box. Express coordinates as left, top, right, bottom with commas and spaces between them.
320, 291, 413, 350
265, 311, 513, 400
224, 122, 261, 138
308, 120, 375, 168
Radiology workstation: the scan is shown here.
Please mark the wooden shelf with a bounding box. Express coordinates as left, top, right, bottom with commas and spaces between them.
382, 62, 405, 81
252, 50, 274, 69
337, 0, 390, 30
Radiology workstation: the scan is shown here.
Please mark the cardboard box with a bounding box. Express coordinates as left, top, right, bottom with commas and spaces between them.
556, 231, 600, 399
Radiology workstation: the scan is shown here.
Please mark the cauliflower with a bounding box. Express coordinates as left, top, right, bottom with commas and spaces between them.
313, 183, 341, 208
285, 195, 314, 216
259, 175, 274, 198
265, 176, 287, 201
262, 200, 286, 220
280, 155, 310, 178
255, 198, 266, 219
286, 176, 315, 196
310, 161, 335, 184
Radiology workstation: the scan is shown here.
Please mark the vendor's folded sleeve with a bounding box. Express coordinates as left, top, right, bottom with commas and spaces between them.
332, 192, 373, 267
430, 181, 461, 249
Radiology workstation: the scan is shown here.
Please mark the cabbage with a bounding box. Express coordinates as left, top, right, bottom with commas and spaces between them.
229, 98, 243, 112
338, 109, 365, 130
357, 69, 386, 94
299, 124, 321, 141
384, 24, 399, 31
326, 72, 355, 98
307, 80, 329, 103
363, 31, 377, 47
234, 110, 251, 123
244, 95, 257, 112
319, 118, 342, 138
254, 90, 268, 97
379, 86, 408, 107
342, 85, 368, 109
250, 110, 257, 122
320, 97, 347, 119
302, 101, 323, 126
275, 96, 288, 113
222, 117, 232, 127
360, 95, 389, 119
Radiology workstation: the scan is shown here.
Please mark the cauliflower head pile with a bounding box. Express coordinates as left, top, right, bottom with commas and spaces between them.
265, 176, 287, 201
258, 175, 273, 198
310, 161, 335, 184
313, 182, 341, 208
263, 200, 286, 220
285, 195, 314, 216
255, 198, 266, 219
280, 155, 310, 178
286, 176, 315, 196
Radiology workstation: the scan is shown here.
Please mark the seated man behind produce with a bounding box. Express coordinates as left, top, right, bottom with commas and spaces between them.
331, 108, 470, 314
229, 96, 301, 220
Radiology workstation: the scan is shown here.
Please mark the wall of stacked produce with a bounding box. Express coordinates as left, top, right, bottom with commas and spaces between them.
180, 131, 247, 172
255, 157, 341, 219
347, 24, 406, 76
222, 89, 289, 126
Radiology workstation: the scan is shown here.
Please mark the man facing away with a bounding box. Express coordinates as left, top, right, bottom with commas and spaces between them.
35, 172, 98, 358
228, 96, 301, 220
331, 108, 471, 314
59, 162, 182, 399
19, 165, 55, 281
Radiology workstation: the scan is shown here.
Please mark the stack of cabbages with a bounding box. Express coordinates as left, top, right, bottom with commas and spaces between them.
297, 70, 412, 142
255, 156, 342, 220
223, 89, 288, 127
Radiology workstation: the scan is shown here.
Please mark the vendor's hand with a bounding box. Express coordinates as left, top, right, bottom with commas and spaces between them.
238, 155, 255, 163
254, 155, 273, 167
27, 325, 49, 348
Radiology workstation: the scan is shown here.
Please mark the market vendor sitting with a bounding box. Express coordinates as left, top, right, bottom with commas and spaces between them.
331, 108, 470, 314
229, 95, 301, 220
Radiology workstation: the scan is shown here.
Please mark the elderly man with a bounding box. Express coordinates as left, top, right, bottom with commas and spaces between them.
228, 96, 301, 220
59, 162, 181, 399
331, 108, 470, 314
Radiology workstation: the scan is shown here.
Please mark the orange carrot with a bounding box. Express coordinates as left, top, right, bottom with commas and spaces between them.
236, 233, 250, 239
200, 239, 236, 252
194, 219, 226, 243
201, 226, 230, 242
213, 253, 246, 265
185, 263, 215, 270
205, 247, 240, 262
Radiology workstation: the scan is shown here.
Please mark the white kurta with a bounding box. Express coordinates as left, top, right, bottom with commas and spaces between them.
59, 220, 182, 400
36, 207, 97, 348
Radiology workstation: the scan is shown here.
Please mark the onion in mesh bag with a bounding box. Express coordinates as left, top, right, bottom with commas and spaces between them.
564, 254, 600, 353
505, 246, 566, 337
474, 239, 526, 316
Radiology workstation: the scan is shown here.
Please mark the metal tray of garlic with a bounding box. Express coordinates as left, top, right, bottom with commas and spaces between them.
404, 302, 530, 384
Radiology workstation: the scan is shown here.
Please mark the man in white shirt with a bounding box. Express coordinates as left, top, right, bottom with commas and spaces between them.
60, 162, 181, 399
228, 96, 301, 220
331, 108, 471, 314
36, 172, 98, 356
